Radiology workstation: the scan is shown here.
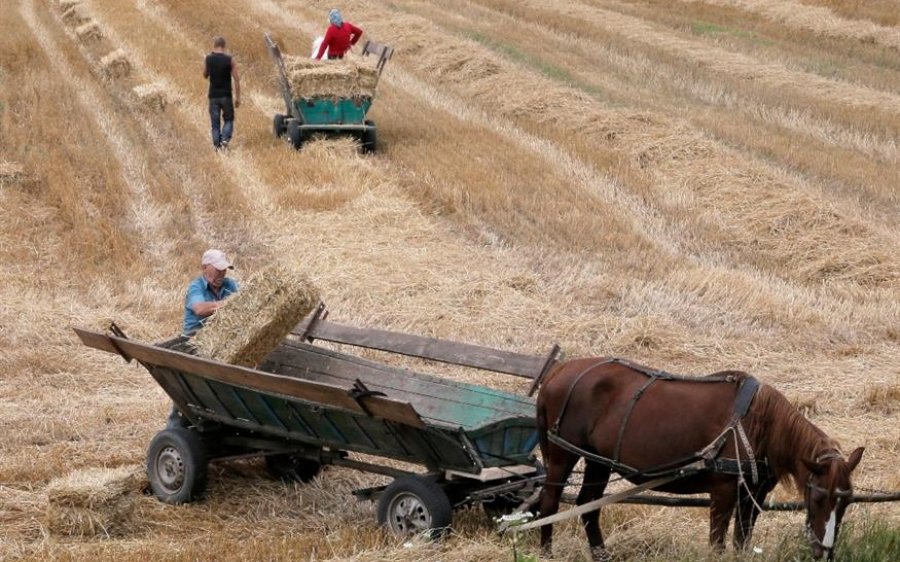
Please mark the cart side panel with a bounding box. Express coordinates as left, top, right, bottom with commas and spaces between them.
467, 417, 541, 466
262, 342, 536, 429
294, 97, 371, 125
153, 366, 480, 472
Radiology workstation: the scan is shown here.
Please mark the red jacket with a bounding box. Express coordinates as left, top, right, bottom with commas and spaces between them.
315, 22, 363, 59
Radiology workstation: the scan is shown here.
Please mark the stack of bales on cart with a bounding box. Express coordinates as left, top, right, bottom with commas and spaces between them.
45, 465, 146, 537
193, 264, 319, 368
283, 55, 378, 100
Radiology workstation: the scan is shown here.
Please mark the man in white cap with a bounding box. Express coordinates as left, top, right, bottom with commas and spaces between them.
183, 248, 239, 336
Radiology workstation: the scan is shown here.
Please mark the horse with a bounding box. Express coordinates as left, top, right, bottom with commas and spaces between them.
535, 357, 864, 561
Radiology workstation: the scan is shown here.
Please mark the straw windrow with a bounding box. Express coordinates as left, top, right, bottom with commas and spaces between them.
193, 264, 320, 367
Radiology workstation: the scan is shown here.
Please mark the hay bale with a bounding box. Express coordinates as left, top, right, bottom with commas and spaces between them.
283, 55, 377, 100
100, 49, 131, 80
132, 82, 167, 112
61, 3, 91, 27
75, 21, 102, 43
45, 465, 146, 537
193, 264, 319, 367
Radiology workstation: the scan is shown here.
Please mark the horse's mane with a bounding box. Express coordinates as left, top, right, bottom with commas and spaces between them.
748, 384, 840, 491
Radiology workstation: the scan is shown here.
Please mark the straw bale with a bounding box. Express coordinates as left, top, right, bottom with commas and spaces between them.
283, 56, 377, 100
193, 264, 319, 367
45, 464, 146, 537
74, 21, 102, 44
100, 49, 131, 80
61, 3, 90, 27
132, 82, 168, 112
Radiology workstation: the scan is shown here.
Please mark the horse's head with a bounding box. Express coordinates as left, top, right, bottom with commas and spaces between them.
802, 447, 864, 560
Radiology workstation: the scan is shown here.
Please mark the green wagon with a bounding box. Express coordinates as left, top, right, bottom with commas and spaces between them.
75, 305, 561, 538
265, 33, 392, 153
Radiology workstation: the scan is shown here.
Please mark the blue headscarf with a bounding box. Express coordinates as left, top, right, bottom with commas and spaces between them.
329, 9, 343, 27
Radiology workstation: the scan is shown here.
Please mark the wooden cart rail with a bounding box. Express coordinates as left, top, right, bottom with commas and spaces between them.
293, 303, 561, 396
74, 328, 425, 429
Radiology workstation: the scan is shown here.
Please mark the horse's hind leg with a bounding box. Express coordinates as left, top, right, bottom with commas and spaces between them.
579, 461, 612, 561
538, 449, 580, 556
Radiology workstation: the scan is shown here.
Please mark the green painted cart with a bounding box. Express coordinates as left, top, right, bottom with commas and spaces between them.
265, 33, 392, 153
75, 306, 560, 538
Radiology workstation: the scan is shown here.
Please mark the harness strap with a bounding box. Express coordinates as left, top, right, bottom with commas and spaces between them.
550, 359, 615, 434
613, 375, 659, 462
547, 370, 765, 482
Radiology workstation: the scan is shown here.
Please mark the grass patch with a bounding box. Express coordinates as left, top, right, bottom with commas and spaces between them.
460, 29, 605, 97
691, 20, 753, 39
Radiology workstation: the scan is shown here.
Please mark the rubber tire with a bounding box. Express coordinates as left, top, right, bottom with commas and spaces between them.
265, 453, 322, 483
288, 120, 305, 150
377, 475, 452, 539
361, 119, 377, 153
273, 114, 287, 138
146, 428, 208, 504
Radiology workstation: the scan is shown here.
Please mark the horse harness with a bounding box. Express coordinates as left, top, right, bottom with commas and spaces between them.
547, 358, 775, 484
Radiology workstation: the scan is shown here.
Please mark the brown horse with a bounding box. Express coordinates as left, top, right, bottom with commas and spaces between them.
536, 358, 864, 561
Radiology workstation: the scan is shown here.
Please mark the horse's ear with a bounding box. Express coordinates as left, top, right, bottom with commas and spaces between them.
846, 447, 864, 472
802, 458, 825, 475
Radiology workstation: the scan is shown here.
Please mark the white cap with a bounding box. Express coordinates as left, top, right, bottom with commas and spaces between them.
201, 249, 233, 270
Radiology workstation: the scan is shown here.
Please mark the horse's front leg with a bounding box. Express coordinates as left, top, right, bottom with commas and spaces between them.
708, 480, 738, 550
578, 461, 612, 561
733, 479, 776, 549
538, 450, 580, 556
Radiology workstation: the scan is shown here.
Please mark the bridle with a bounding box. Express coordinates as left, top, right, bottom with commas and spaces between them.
804, 451, 853, 559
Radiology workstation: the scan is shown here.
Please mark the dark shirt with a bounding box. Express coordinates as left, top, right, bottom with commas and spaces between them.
205, 52, 233, 98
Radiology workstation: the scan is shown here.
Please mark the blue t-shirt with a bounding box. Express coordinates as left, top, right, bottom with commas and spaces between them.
183, 276, 239, 335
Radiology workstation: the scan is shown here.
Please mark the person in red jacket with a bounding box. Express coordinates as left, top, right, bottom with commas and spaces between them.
314, 9, 363, 60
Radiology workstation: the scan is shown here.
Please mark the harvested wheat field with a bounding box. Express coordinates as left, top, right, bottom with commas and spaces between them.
1, 0, 898, 560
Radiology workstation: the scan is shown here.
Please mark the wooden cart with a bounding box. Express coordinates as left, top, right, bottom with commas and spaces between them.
74, 305, 560, 538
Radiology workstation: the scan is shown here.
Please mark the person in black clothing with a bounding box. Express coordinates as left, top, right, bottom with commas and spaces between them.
203, 36, 241, 150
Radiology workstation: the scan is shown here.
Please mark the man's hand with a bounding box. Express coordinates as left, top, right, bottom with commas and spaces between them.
234, 98, 241, 108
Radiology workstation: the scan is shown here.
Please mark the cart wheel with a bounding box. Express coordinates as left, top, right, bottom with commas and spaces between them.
146, 428, 208, 504
265, 453, 321, 483
288, 120, 306, 150
377, 475, 452, 539
361, 119, 377, 153
273, 114, 287, 138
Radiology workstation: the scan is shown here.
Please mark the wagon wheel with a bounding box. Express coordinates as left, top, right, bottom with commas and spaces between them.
377, 475, 452, 539
265, 453, 322, 483
146, 428, 208, 504
273, 114, 287, 138
360, 119, 377, 153
288, 120, 306, 150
